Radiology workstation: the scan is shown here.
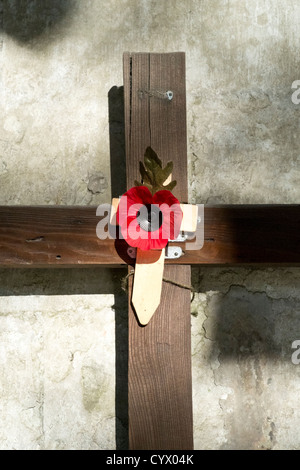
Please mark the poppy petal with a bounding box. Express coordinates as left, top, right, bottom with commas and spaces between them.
116, 187, 182, 250
154, 191, 182, 240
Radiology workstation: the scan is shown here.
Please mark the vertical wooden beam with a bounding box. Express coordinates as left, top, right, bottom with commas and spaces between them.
124, 52, 193, 450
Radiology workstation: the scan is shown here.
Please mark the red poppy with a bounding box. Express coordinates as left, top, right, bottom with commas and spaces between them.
116, 186, 183, 251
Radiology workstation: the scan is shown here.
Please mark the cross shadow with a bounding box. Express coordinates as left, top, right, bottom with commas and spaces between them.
112, 277, 129, 450
0, 0, 77, 43
191, 266, 300, 362
190, 265, 300, 450
108, 86, 127, 199
108, 85, 129, 449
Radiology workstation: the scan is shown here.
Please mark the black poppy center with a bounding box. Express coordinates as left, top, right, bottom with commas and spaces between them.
136, 204, 163, 232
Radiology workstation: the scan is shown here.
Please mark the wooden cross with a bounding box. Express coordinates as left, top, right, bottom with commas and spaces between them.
0, 52, 299, 450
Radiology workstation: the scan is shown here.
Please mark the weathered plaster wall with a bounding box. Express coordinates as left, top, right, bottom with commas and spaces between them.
0, 0, 299, 449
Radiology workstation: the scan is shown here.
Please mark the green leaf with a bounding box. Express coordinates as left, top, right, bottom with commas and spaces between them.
144, 156, 161, 178
142, 182, 154, 193
135, 147, 177, 195
156, 161, 173, 185
134, 181, 153, 193
139, 161, 153, 184
144, 148, 162, 190
162, 180, 177, 192
144, 147, 162, 168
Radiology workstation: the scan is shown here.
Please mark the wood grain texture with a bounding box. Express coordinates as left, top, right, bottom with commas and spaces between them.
0, 205, 299, 267
128, 264, 193, 449
0, 205, 124, 267
124, 52, 194, 450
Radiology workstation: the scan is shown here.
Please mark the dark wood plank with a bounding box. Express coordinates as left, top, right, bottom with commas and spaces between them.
124, 52, 194, 450
148, 53, 188, 202
0, 206, 125, 268
124, 52, 151, 189
187, 204, 300, 265
128, 265, 192, 449
0, 205, 299, 267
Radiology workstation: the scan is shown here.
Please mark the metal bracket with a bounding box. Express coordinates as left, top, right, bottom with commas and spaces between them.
169, 233, 188, 243
165, 246, 183, 259
127, 246, 183, 260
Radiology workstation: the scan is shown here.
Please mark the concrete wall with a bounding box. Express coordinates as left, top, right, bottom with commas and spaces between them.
0, 0, 299, 449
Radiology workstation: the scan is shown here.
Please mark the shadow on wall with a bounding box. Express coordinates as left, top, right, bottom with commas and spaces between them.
108, 85, 128, 450
191, 267, 300, 361
108, 86, 127, 198
203, 285, 282, 359
191, 266, 300, 449
0, 0, 77, 43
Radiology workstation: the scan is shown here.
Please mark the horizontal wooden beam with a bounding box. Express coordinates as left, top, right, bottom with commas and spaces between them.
0, 205, 299, 267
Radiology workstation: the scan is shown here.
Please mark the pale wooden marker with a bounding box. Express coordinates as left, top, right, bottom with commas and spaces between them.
180, 204, 198, 232
110, 198, 120, 225
132, 248, 165, 325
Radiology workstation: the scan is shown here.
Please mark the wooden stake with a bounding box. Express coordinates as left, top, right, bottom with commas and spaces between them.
124, 52, 194, 450
132, 248, 165, 325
